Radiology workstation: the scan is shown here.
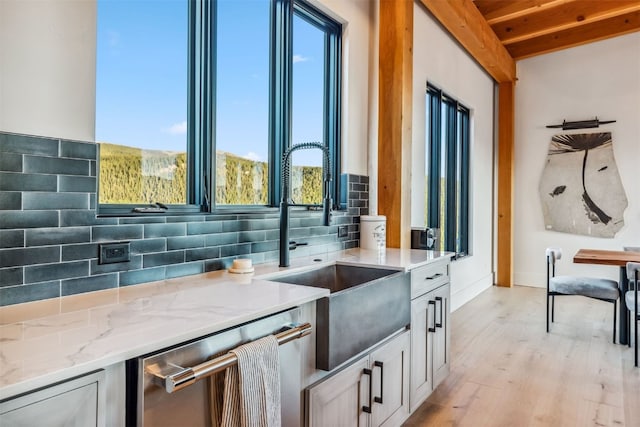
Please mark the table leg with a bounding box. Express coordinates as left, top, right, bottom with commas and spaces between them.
619, 266, 629, 345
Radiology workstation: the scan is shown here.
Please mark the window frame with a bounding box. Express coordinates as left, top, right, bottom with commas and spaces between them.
97, 0, 342, 215
425, 83, 470, 257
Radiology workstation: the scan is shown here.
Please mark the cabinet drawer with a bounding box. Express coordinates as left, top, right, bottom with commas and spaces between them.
0, 370, 105, 427
411, 261, 449, 298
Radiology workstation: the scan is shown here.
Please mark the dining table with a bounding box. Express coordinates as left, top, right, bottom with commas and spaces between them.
574, 248, 640, 345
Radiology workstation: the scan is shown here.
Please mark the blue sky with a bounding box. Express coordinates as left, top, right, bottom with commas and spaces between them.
96, 0, 324, 166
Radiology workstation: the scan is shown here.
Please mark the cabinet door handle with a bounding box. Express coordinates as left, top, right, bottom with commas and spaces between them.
425, 273, 442, 280
374, 361, 384, 404
428, 300, 436, 333
362, 368, 373, 413
435, 296, 443, 328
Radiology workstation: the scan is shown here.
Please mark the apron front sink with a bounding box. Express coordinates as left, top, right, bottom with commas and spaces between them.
269, 264, 410, 370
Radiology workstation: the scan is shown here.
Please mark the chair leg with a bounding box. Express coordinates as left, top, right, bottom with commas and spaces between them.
635, 313, 638, 367
551, 295, 555, 323
613, 300, 617, 344
546, 293, 550, 333
629, 311, 632, 348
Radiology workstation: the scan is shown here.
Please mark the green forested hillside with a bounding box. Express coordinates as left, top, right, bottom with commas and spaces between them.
99, 142, 323, 205
99, 143, 187, 204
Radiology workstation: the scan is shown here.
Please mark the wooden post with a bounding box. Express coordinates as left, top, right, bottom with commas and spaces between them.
497, 81, 514, 287
378, 0, 413, 248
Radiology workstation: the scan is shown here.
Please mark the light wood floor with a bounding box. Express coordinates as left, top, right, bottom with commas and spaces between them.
403, 285, 640, 427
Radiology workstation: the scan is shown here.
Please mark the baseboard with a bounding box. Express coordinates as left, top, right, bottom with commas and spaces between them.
451, 273, 493, 312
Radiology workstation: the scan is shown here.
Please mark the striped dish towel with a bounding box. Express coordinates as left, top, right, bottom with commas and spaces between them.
220, 335, 281, 427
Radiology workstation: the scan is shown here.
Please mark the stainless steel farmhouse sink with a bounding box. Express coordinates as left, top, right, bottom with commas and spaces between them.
269, 264, 410, 370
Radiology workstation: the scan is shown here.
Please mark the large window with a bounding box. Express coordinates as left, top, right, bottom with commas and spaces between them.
96, 0, 189, 205
215, 0, 270, 206
96, 0, 341, 213
425, 84, 470, 257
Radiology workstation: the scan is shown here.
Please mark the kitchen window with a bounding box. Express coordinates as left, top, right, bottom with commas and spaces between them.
425, 84, 470, 257
96, 0, 189, 207
96, 0, 341, 214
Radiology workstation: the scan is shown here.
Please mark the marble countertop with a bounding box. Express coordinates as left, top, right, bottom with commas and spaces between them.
0, 248, 451, 400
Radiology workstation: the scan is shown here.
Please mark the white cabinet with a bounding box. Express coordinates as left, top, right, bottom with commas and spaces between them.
369, 332, 410, 427
307, 357, 369, 426
431, 283, 450, 387
307, 331, 410, 427
409, 292, 433, 404
0, 370, 106, 427
409, 260, 451, 412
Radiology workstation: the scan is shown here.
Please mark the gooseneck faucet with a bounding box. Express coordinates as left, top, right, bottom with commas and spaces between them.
280, 142, 332, 267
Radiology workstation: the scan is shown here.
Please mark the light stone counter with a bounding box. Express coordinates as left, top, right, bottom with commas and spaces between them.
0, 248, 451, 400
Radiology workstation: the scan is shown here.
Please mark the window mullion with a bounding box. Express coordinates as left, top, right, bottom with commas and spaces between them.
189, 0, 214, 210
204, 0, 215, 211
445, 101, 457, 253
459, 110, 470, 255
427, 88, 441, 230
325, 24, 341, 209
270, 0, 293, 206
187, 0, 197, 205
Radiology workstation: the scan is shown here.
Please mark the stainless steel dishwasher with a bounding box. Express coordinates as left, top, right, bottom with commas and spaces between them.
126, 308, 309, 427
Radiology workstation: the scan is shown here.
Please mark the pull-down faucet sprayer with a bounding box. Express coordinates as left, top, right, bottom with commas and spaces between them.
279, 142, 332, 267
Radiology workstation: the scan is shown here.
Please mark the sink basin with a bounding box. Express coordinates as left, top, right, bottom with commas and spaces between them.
270, 264, 398, 293
269, 264, 410, 370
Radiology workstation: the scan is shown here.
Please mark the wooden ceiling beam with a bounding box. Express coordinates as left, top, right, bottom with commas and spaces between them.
507, 10, 640, 59
474, 0, 571, 25
494, 1, 640, 45
420, 0, 516, 83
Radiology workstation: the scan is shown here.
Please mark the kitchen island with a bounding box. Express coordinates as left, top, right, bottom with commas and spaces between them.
0, 248, 452, 425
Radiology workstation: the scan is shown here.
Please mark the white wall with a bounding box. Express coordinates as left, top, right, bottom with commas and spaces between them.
0, 0, 373, 177
514, 33, 640, 286
313, 0, 374, 178
412, 3, 496, 311
0, 0, 96, 141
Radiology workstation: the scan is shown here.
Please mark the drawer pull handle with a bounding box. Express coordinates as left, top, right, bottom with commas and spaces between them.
425, 273, 442, 280
374, 361, 384, 404
435, 296, 443, 328
428, 300, 437, 333
362, 368, 373, 413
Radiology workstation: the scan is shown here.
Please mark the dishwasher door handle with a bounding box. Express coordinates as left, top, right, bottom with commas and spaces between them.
150, 322, 312, 393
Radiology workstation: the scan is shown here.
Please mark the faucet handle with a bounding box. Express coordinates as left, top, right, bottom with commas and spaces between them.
322, 197, 332, 226
289, 241, 308, 250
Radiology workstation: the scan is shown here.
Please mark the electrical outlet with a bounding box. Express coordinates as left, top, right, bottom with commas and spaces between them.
99, 242, 130, 264
338, 225, 349, 238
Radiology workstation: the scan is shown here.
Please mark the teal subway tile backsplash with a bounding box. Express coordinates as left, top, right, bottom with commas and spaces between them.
0, 133, 59, 156
23, 192, 89, 210
23, 155, 90, 176
0, 152, 23, 172
0, 172, 57, 192
0, 230, 24, 249
0, 192, 22, 210
25, 226, 91, 246
0, 267, 24, 287
0, 281, 60, 305
24, 260, 89, 283
61, 273, 118, 296
59, 140, 97, 159
0, 246, 60, 268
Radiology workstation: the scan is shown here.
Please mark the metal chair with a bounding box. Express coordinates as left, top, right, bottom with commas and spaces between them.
625, 262, 640, 367
546, 248, 620, 342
